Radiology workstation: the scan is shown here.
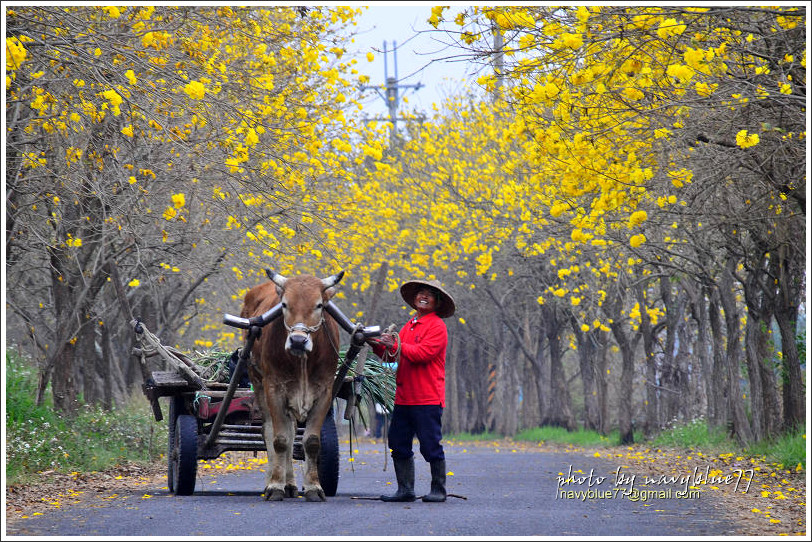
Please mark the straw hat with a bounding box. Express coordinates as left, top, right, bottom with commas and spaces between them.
400, 279, 456, 319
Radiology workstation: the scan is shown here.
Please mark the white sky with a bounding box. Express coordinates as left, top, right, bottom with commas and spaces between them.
349, 4, 480, 122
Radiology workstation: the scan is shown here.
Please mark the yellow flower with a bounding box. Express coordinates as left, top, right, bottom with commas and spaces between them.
121, 125, 134, 137
366, 52, 374, 62
6, 36, 28, 70
171, 193, 186, 208
628, 210, 648, 228
630, 234, 646, 248
184, 80, 206, 100
735, 130, 760, 149
128, 279, 140, 287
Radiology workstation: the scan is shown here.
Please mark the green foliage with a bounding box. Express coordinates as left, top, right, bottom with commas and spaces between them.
343, 349, 397, 413
5, 349, 161, 484
5, 348, 52, 423
746, 427, 806, 471
650, 418, 805, 472
514, 426, 621, 447
651, 417, 735, 452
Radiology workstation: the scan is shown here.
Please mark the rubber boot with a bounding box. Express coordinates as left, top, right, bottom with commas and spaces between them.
422, 459, 447, 502
380, 456, 416, 502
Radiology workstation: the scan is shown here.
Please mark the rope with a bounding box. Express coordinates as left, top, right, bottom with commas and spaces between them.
376, 324, 401, 470
381, 324, 401, 365
134, 322, 205, 389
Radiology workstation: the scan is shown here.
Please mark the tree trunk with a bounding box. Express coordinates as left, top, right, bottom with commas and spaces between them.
707, 287, 730, 430
541, 306, 575, 430
744, 315, 769, 441
718, 258, 754, 446
775, 308, 804, 430
530, 331, 550, 430
49, 246, 79, 414
520, 310, 541, 430
610, 320, 636, 445
78, 317, 106, 406
604, 286, 637, 445
660, 276, 689, 426
594, 331, 611, 435
445, 329, 461, 435
635, 280, 659, 436
52, 341, 79, 414
571, 317, 600, 432
495, 341, 519, 436
687, 282, 717, 427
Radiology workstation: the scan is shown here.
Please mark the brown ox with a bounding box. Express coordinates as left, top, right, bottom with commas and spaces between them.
240, 269, 343, 501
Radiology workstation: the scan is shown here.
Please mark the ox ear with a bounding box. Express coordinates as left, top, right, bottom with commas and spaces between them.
321, 270, 344, 299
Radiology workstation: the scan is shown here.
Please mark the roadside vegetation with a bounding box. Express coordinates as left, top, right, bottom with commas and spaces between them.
5, 349, 162, 485
449, 419, 805, 470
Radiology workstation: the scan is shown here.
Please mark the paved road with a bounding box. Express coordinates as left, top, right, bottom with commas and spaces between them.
8, 438, 737, 537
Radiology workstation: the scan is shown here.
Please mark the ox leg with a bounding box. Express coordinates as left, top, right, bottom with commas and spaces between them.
251, 377, 280, 499
260, 389, 297, 500
301, 398, 332, 502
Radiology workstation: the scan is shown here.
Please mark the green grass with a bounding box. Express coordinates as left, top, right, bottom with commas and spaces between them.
5, 348, 163, 485
651, 417, 735, 453
514, 426, 622, 447
651, 418, 806, 471
746, 427, 806, 470
449, 418, 805, 473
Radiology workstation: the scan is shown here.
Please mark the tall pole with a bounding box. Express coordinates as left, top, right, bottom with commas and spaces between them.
360, 40, 424, 142
493, 24, 504, 101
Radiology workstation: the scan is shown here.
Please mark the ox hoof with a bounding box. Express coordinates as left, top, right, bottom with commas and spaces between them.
304, 487, 326, 502
264, 488, 285, 501
284, 484, 298, 499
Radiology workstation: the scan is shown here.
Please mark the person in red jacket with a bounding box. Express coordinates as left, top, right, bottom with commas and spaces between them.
369, 278, 455, 503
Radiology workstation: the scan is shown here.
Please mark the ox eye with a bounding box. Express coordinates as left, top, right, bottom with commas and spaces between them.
281, 302, 287, 309
316, 302, 323, 309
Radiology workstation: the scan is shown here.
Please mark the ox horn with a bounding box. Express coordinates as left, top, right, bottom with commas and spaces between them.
266, 268, 288, 289
321, 270, 345, 290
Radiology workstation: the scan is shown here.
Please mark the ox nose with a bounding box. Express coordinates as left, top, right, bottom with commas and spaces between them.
288, 332, 310, 352
286, 323, 313, 355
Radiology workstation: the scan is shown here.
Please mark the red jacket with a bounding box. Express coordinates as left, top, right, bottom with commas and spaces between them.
372, 312, 447, 407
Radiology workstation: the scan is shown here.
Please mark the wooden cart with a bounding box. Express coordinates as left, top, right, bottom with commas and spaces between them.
134, 300, 380, 496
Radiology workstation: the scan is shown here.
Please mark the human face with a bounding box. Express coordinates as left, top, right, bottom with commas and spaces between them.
414, 288, 438, 317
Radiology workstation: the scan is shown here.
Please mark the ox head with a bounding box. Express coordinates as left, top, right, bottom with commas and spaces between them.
265, 269, 344, 359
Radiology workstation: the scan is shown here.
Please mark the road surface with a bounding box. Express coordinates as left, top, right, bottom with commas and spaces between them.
7, 438, 737, 537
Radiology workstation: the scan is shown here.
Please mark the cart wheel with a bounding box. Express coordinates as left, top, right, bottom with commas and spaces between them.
318, 406, 340, 497
170, 414, 198, 495
166, 396, 186, 490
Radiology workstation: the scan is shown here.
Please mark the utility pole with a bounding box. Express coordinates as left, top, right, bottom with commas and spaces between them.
492, 24, 504, 101
360, 40, 424, 141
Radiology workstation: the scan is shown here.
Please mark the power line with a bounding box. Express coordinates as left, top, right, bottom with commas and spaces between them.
360, 40, 424, 138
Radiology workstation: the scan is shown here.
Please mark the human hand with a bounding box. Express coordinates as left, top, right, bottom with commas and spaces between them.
375, 333, 396, 349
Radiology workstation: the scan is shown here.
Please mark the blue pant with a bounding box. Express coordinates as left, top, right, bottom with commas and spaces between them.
387, 404, 445, 462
